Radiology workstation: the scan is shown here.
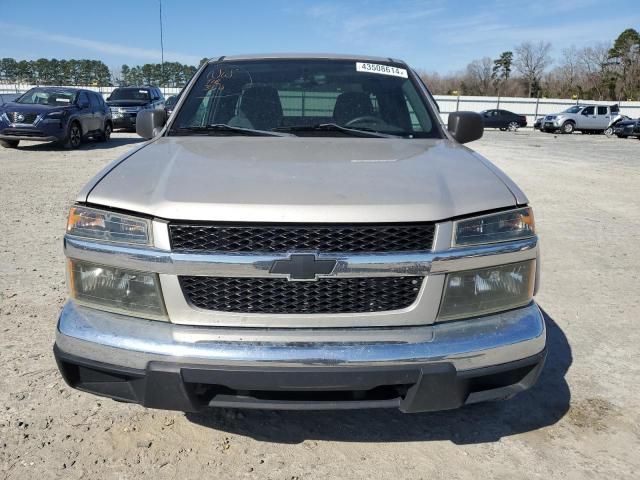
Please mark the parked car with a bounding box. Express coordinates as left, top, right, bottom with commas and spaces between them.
480, 109, 527, 130
55, 54, 545, 414
106, 86, 164, 130
164, 94, 180, 117
612, 118, 640, 138
541, 104, 621, 134
0, 87, 112, 149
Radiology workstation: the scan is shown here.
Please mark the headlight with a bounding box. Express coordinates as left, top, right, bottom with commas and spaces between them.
68, 259, 167, 320
67, 206, 152, 245
437, 260, 535, 322
453, 207, 534, 246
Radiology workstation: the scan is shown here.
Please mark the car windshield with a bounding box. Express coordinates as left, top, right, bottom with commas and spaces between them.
15, 88, 76, 106
171, 59, 439, 138
563, 106, 582, 114
110, 88, 150, 101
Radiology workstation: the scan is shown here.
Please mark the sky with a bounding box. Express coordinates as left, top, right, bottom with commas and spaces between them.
0, 0, 638, 74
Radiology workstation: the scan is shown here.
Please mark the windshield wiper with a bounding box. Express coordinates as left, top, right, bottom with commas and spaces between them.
171, 124, 291, 137
273, 123, 403, 138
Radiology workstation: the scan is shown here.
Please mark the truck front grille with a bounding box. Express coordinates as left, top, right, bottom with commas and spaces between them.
168, 223, 435, 253
179, 276, 423, 314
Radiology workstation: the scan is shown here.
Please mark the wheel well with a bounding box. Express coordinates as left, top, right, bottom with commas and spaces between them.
563, 119, 575, 124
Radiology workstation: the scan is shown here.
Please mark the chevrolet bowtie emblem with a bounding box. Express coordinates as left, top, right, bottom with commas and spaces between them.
270, 254, 337, 281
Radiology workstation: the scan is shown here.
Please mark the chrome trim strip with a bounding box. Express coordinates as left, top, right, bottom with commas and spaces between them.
64, 235, 538, 277
56, 301, 546, 371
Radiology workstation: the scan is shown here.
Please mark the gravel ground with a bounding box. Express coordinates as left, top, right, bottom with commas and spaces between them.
1, 130, 639, 479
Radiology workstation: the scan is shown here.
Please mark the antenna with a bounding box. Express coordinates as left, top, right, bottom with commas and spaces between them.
159, 0, 165, 85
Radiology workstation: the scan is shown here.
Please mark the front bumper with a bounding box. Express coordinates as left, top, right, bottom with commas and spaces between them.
54, 301, 547, 412
111, 114, 137, 129
0, 126, 62, 142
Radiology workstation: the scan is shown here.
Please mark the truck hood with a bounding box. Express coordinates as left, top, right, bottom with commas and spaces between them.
85, 136, 520, 223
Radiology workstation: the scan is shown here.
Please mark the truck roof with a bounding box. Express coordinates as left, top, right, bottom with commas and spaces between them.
209, 53, 406, 64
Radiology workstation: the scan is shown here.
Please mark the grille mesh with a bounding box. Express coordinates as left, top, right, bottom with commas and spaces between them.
179, 276, 423, 314
7, 112, 38, 124
169, 223, 435, 253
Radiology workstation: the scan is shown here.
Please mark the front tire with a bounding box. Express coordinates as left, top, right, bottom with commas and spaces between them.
63, 122, 82, 149
561, 121, 575, 134
99, 122, 112, 142
0, 139, 19, 148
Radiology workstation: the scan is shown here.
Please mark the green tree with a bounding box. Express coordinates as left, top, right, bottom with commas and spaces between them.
608, 28, 640, 99
492, 51, 513, 83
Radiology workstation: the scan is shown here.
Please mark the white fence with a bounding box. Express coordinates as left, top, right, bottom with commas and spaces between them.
0, 84, 184, 98
434, 95, 640, 124
2, 84, 640, 123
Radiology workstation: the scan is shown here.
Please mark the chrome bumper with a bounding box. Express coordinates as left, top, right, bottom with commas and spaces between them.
55, 300, 546, 372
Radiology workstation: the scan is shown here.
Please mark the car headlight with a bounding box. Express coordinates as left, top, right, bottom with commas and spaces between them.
453, 207, 534, 246
437, 260, 535, 322
66, 206, 152, 245
68, 259, 167, 320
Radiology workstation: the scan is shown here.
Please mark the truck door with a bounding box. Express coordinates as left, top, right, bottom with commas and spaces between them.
596, 106, 610, 129
579, 106, 597, 130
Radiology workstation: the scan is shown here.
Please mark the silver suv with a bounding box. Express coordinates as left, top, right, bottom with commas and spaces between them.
54, 54, 546, 413
542, 104, 620, 134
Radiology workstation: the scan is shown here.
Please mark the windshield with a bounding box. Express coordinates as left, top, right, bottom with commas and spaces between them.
15, 88, 76, 106
563, 106, 582, 114
109, 88, 150, 101
171, 59, 439, 138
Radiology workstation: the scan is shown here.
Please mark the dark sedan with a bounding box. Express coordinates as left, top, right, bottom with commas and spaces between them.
107, 86, 164, 130
613, 118, 640, 139
0, 87, 112, 149
480, 109, 527, 130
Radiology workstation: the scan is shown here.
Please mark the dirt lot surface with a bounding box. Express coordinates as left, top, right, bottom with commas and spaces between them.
1, 130, 639, 479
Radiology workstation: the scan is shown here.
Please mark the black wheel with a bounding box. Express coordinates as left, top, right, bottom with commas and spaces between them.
99, 122, 112, 142
561, 121, 575, 134
63, 122, 82, 149
616, 134, 624, 138
507, 121, 520, 131
0, 139, 19, 148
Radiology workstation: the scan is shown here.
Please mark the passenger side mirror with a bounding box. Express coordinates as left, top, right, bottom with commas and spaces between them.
447, 111, 483, 144
136, 109, 167, 139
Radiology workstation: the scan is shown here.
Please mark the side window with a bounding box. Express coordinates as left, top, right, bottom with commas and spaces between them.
597, 106, 608, 115
78, 92, 90, 106
89, 93, 101, 109
582, 106, 594, 115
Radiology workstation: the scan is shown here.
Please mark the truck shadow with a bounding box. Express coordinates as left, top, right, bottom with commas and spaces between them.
186, 308, 571, 445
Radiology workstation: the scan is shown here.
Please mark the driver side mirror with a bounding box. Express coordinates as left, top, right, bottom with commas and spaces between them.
448, 111, 483, 144
136, 109, 167, 139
